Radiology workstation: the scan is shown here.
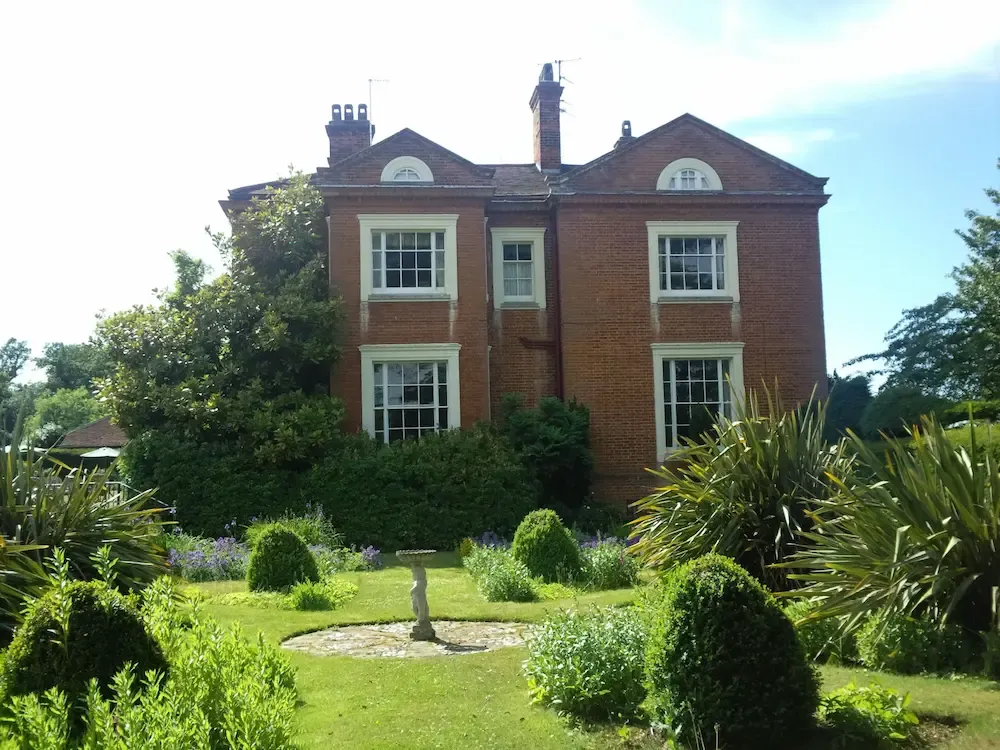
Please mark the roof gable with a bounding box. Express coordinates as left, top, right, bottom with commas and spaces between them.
315, 129, 495, 187
560, 114, 827, 193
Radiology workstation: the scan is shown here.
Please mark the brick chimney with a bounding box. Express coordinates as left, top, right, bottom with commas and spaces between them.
326, 103, 373, 165
615, 120, 635, 149
530, 64, 563, 174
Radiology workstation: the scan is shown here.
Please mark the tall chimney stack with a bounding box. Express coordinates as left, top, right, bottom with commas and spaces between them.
326, 103, 373, 165
530, 63, 563, 174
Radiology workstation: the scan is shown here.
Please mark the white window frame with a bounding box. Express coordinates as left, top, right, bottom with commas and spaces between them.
651, 342, 745, 462
359, 343, 461, 439
380, 156, 434, 183
359, 214, 459, 301
656, 157, 723, 191
647, 220, 740, 303
490, 227, 546, 308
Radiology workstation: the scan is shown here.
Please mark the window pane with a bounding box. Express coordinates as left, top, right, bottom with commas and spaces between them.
503, 244, 517, 261
419, 363, 434, 384
684, 273, 698, 289
437, 363, 447, 385
518, 244, 532, 261
435, 249, 445, 268
659, 237, 666, 254
518, 278, 532, 296
438, 384, 448, 407
670, 238, 684, 255
704, 360, 718, 379
404, 409, 418, 428
691, 381, 705, 402
435, 269, 445, 287
374, 386, 383, 408
420, 408, 435, 427
675, 360, 688, 379
402, 233, 416, 250
669, 257, 682, 273
387, 364, 402, 385
676, 381, 689, 402
706, 381, 719, 400
401, 251, 416, 269
699, 238, 713, 254
699, 273, 713, 288
403, 363, 418, 383
716, 237, 725, 253
419, 385, 434, 404
438, 407, 449, 429
372, 232, 381, 250
375, 411, 384, 430
386, 233, 400, 250
375, 430, 384, 443
690, 360, 704, 379
416, 252, 431, 269
388, 386, 402, 406
417, 232, 432, 250
435, 231, 445, 248
388, 410, 403, 428
373, 363, 383, 381
684, 238, 698, 254
684, 257, 699, 274
503, 263, 516, 280
669, 272, 683, 290
388, 428, 404, 442
401, 269, 416, 287
503, 279, 518, 296
417, 270, 432, 287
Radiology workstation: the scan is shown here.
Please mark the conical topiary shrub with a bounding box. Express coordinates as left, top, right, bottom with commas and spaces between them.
511, 509, 582, 583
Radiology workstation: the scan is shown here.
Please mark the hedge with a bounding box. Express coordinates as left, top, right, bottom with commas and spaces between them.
303, 428, 539, 550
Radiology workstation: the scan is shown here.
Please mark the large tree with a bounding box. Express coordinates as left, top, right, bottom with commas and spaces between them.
0, 338, 31, 439
26, 387, 107, 447
35, 342, 112, 392
853, 160, 1000, 400
97, 174, 344, 467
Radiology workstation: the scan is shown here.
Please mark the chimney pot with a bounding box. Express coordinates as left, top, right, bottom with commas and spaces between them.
540, 62, 554, 82
358, 103, 368, 121
326, 102, 372, 165
332, 104, 342, 122
344, 104, 354, 121
622, 120, 632, 137
614, 119, 636, 150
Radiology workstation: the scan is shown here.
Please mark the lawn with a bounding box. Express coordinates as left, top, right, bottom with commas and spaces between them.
196, 554, 1000, 750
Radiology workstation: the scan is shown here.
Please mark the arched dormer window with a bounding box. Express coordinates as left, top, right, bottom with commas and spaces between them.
380, 156, 433, 183
656, 158, 723, 191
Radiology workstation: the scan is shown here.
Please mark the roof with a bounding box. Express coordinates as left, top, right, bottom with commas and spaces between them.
482, 165, 550, 197
56, 417, 128, 449
558, 113, 827, 189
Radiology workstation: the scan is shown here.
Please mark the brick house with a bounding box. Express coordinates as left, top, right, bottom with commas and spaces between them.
225, 63, 829, 507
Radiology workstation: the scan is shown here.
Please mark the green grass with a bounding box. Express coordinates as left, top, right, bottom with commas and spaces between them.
195, 553, 1000, 749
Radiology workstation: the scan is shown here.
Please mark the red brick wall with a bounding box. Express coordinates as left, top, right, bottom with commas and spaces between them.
530, 81, 563, 172
328, 194, 491, 433
555, 197, 827, 508
569, 121, 822, 192
486, 210, 559, 414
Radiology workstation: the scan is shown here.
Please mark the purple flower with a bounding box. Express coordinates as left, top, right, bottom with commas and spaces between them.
360, 545, 383, 570
476, 531, 509, 549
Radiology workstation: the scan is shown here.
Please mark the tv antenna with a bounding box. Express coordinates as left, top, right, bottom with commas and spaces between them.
541, 58, 581, 85
368, 78, 389, 140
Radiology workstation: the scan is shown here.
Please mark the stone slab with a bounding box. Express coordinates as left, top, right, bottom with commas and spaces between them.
281, 620, 527, 658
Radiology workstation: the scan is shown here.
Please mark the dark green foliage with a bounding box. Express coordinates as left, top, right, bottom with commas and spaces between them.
500, 395, 592, 518
27, 387, 106, 448
245, 507, 341, 548
98, 175, 345, 472
856, 611, 969, 675
786, 417, 1000, 634
860, 385, 948, 437
818, 680, 919, 748
524, 607, 647, 720
304, 428, 539, 550
0, 581, 167, 703
246, 527, 319, 592
581, 541, 640, 590
0, 338, 32, 441
35, 342, 112, 392
825, 373, 873, 440
784, 599, 856, 664
941, 399, 1000, 424
121, 430, 302, 537
463, 546, 537, 602
645, 555, 820, 748
572, 502, 627, 536
631, 387, 849, 590
511, 509, 582, 583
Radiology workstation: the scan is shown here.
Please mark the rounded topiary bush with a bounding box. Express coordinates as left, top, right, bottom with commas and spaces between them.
857, 611, 969, 674
0, 581, 167, 702
511, 509, 582, 583
246, 526, 319, 592
646, 554, 820, 748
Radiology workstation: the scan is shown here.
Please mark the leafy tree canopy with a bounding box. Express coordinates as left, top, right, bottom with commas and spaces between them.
26, 387, 107, 448
97, 173, 345, 467
853, 160, 1000, 400
35, 342, 112, 392
824, 372, 872, 440
0, 338, 32, 440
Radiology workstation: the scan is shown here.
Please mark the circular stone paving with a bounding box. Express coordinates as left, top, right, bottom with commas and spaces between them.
281, 621, 528, 658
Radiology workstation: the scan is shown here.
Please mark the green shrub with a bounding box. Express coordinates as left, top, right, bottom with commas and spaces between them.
512, 509, 582, 583
572, 502, 627, 536
941, 399, 1000, 425
287, 578, 356, 611
122, 430, 302, 538
500, 395, 593, 518
524, 607, 646, 721
856, 611, 969, 674
860, 385, 948, 437
646, 554, 820, 748
245, 506, 341, 548
464, 545, 536, 602
456, 537, 475, 558
824, 373, 873, 441
788, 417, 1000, 633
0, 580, 167, 704
246, 527, 319, 592
818, 680, 919, 748
784, 599, 856, 664
0, 575, 298, 749
581, 540, 639, 590
631, 387, 849, 590
304, 428, 539, 550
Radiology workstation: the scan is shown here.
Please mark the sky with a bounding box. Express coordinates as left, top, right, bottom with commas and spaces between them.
2, 0, 999, 383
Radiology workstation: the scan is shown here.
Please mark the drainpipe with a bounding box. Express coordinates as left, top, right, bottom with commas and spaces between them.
483, 215, 492, 420
549, 202, 564, 400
